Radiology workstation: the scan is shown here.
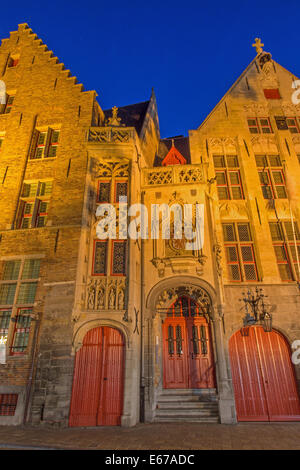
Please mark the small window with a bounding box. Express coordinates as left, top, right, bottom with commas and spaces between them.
115, 181, 128, 202
17, 181, 53, 229
0, 394, 18, 416
223, 223, 258, 282
247, 117, 273, 134
1, 95, 15, 114
30, 128, 60, 160
255, 155, 287, 200
7, 55, 20, 68
111, 240, 127, 275
263, 89, 281, 100
247, 118, 259, 134
93, 241, 108, 275
97, 181, 111, 203
11, 310, 32, 355
260, 118, 273, 134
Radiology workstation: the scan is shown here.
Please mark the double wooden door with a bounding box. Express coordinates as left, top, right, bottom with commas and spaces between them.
163, 297, 215, 389
229, 326, 300, 421
69, 326, 125, 427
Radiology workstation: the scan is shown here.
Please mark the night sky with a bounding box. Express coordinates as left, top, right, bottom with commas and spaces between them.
1, 0, 299, 138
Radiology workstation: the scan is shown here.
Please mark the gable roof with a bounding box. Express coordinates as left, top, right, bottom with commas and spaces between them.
154, 136, 191, 166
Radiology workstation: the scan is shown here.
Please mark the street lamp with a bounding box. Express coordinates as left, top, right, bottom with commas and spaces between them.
239, 287, 272, 336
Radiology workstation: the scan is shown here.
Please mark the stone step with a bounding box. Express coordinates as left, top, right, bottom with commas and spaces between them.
155, 408, 218, 418
160, 388, 217, 395
153, 416, 219, 423
157, 401, 218, 410
158, 394, 217, 403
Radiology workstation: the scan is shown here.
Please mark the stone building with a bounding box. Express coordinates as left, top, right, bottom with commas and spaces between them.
0, 26, 299, 427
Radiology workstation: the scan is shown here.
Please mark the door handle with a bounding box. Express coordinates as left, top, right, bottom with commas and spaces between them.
103, 377, 108, 381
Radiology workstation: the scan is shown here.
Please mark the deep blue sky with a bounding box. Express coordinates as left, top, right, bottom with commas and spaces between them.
0, 0, 299, 137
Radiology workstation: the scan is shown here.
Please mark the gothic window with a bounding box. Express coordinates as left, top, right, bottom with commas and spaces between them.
223, 222, 258, 282
247, 117, 273, 134
0, 258, 40, 356
30, 128, 60, 160
93, 241, 108, 275
111, 240, 127, 276
97, 181, 111, 203
92, 240, 127, 276
286, 117, 300, 134
17, 180, 53, 229
255, 155, 287, 199
269, 221, 300, 281
115, 181, 128, 202
213, 155, 244, 200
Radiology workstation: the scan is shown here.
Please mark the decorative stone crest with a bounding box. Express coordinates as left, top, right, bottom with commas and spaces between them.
213, 243, 222, 277
252, 38, 264, 55
155, 285, 212, 320
106, 106, 123, 127
219, 202, 249, 219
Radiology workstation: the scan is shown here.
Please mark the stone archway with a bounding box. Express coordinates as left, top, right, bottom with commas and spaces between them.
229, 326, 300, 421
69, 325, 125, 426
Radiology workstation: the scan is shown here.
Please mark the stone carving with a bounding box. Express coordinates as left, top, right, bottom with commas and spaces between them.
108, 286, 116, 309
258, 52, 279, 87
219, 202, 249, 219
96, 287, 105, 309
250, 135, 278, 153
93, 160, 129, 178
88, 128, 134, 143
208, 137, 237, 153
118, 288, 125, 310
86, 276, 126, 311
213, 243, 222, 276
87, 281, 96, 310
155, 285, 212, 320
106, 106, 122, 127
243, 104, 269, 116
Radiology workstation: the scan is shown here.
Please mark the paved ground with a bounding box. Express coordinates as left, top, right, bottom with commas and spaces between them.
0, 422, 299, 450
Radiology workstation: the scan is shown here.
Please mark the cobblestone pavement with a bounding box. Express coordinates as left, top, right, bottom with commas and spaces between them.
0, 423, 299, 450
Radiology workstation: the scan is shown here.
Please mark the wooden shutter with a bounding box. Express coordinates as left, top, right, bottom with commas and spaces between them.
29, 130, 39, 160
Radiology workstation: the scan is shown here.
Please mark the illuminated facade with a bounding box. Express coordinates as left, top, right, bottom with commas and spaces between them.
0, 25, 299, 426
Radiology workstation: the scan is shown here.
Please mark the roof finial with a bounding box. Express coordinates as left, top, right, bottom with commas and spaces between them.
107, 106, 122, 126
252, 38, 264, 55
171, 138, 175, 147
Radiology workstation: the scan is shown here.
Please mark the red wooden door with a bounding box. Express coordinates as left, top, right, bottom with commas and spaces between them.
69, 326, 124, 427
163, 296, 215, 389
229, 327, 300, 422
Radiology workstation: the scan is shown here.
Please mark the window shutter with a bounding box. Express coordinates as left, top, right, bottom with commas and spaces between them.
16, 201, 25, 229
44, 128, 52, 158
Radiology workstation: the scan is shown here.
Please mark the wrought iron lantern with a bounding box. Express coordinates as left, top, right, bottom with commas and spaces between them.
239, 287, 272, 336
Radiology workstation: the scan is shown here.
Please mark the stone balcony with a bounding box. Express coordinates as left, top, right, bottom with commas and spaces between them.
87, 126, 136, 144
142, 164, 205, 187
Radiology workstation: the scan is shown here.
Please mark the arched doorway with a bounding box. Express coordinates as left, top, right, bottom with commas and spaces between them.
229, 326, 300, 421
69, 326, 125, 426
163, 296, 216, 389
